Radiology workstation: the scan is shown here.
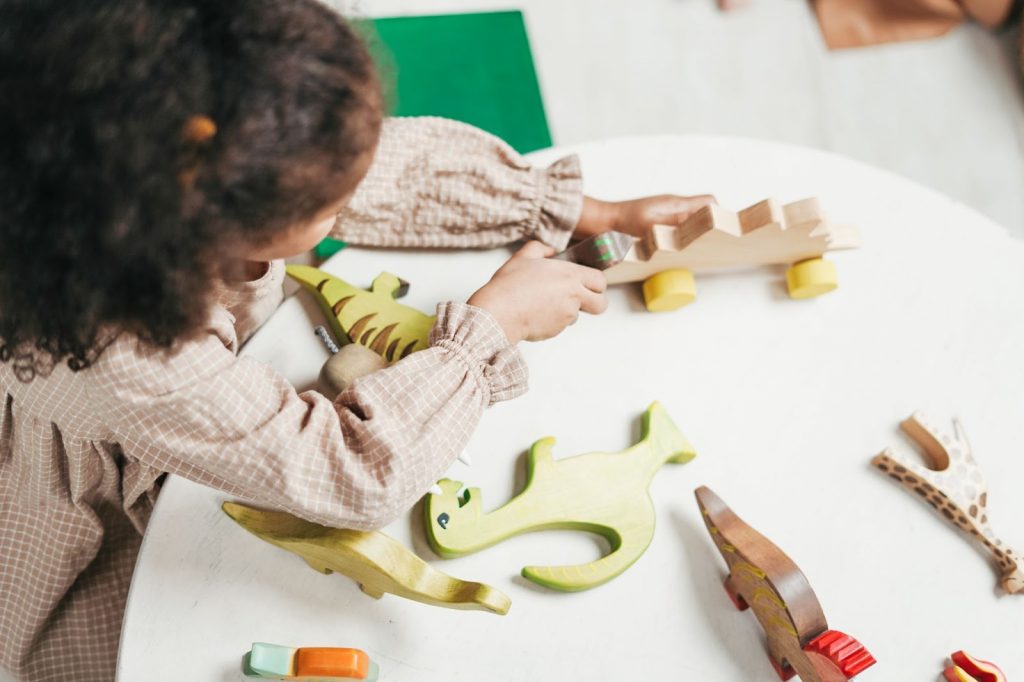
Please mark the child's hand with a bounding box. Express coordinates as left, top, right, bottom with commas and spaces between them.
575, 194, 718, 239
468, 241, 608, 344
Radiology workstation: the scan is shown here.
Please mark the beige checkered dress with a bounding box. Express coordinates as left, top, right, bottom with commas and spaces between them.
0, 117, 583, 682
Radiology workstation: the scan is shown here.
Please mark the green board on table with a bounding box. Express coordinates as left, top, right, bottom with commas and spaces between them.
316, 11, 552, 260
362, 11, 552, 153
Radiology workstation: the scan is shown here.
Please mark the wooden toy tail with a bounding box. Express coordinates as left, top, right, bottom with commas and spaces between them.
803, 630, 876, 680
521, 530, 649, 592
643, 401, 696, 465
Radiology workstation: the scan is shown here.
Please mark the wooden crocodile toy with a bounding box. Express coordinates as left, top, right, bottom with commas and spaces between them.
873, 412, 1024, 595
287, 264, 434, 363
425, 402, 696, 591
695, 486, 875, 681
603, 197, 860, 312
223, 502, 510, 615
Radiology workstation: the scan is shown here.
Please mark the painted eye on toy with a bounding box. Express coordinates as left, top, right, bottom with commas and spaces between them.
437, 513, 450, 529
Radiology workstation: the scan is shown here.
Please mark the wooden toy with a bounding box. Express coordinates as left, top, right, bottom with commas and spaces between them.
244, 642, 379, 681
695, 486, 875, 681
601, 197, 859, 311
552, 231, 635, 270
944, 650, 1008, 682
223, 502, 511, 615
872, 412, 1024, 595
425, 402, 696, 591
317, 340, 387, 400
287, 265, 435, 363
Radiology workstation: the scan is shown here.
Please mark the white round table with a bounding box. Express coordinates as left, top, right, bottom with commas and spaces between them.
117, 136, 1024, 681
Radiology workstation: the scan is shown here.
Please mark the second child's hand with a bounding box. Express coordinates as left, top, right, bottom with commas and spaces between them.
574, 194, 718, 240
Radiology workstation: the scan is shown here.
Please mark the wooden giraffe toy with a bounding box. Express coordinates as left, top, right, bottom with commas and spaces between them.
602, 197, 860, 312
944, 650, 1008, 682
223, 502, 511, 615
873, 413, 1024, 594
287, 264, 434, 363
425, 402, 696, 591
695, 486, 875, 682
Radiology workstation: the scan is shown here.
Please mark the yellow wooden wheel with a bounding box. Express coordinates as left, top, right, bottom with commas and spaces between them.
785, 257, 838, 299
642, 269, 697, 312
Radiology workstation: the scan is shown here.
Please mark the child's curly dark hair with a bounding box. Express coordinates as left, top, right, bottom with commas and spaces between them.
0, 0, 381, 380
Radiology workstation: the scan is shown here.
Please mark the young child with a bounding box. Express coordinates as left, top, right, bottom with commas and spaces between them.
0, 1, 714, 680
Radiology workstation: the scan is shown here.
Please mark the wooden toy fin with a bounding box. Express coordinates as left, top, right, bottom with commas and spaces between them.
223, 502, 511, 615
426, 402, 696, 591
286, 265, 434, 363
872, 412, 1024, 594
369, 272, 409, 299
695, 486, 875, 682
944, 650, 1007, 682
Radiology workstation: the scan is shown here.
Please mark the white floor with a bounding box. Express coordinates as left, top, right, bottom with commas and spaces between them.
339, 0, 1024, 236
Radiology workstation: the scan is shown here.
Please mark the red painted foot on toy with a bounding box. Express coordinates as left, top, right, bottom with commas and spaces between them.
803, 631, 876, 680
769, 656, 797, 681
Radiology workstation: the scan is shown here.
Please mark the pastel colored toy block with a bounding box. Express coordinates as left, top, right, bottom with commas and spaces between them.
287, 265, 435, 363
246, 642, 295, 678
944, 650, 1007, 682
873, 413, 1024, 594
426, 402, 696, 591
695, 486, 875, 682
552, 231, 634, 270
244, 643, 379, 681
601, 197, 859, 311
295, 648, 370, 679
223, 502, 511, 615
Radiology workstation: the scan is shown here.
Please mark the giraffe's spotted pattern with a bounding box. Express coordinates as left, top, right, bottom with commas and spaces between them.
872, 412, 1024, 594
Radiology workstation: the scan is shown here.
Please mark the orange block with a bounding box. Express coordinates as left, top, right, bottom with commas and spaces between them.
294, 648, 369, 679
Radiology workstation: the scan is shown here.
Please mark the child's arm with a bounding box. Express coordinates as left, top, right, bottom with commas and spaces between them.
93, 304, 520, 530
330, 117, 717, 251
93, 245, 603, 530
330, 117, 583, 251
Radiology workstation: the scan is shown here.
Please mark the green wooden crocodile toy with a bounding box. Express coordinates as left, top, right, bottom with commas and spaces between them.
287, 265, 435, 363
425, 402, 696, 591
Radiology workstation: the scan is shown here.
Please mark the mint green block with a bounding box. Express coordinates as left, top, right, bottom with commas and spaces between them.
245, 642, 295, 678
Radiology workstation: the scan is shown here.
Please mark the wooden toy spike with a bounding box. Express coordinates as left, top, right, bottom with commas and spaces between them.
287, 265, 435, 363
601, 197, 860, 311
223, 502, 511, 615
944, 650, 1007, 682
695, 486, 875, 682
425, 402, 696, 591
872, 413, 1024, 595
244, 642, 380, 681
